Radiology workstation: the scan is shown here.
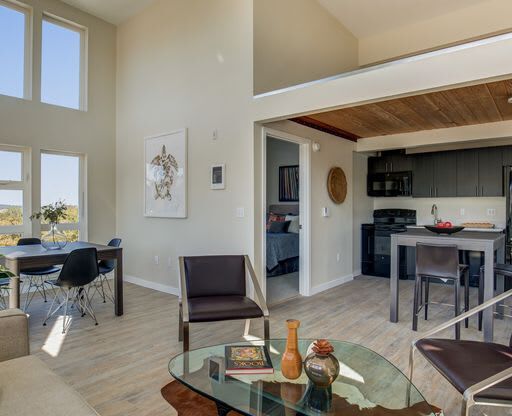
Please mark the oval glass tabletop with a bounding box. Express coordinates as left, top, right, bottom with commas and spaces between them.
168, 339, 434, 416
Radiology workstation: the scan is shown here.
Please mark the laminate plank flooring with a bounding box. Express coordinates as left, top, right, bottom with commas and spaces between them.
24, 276, 512, 416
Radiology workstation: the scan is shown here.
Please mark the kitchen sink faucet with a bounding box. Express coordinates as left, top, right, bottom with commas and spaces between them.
431, 204, 440, 225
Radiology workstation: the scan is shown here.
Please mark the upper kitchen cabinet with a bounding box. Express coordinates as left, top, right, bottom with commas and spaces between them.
478, 147, 503, 196
412, 152, 456, 197
368, 153, 412, 174
368, 156, 388, 174
502, 146, 512, 166
457, 147, 503, 197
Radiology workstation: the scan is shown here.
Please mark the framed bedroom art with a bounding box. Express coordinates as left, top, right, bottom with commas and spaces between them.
144, 129, 187, 218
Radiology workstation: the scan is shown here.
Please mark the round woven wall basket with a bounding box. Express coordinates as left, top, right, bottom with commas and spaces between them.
327, 167, 347, 204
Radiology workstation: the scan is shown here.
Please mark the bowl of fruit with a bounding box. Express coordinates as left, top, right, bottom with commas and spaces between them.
424, 222, 465, 235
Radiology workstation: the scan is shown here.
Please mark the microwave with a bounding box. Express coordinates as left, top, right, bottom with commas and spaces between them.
367, 171, 412, 197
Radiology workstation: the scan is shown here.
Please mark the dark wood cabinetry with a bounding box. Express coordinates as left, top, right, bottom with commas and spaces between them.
368, 146, 507, 198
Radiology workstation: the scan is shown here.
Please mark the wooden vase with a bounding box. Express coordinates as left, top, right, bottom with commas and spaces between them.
281, 319, 302, 380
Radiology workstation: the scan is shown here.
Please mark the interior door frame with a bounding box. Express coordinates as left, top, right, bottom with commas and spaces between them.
261, 127, 311, 297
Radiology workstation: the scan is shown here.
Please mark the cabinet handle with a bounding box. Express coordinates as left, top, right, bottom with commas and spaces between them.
481, 186, 484, 196
429, 187, 432, 197
390, 162, 393, 172
436, 188, 438, 197
476, 185, 478, 196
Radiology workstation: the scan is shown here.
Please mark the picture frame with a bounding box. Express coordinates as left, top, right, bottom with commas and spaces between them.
210, 163, 225, 190
144, 129, 187, 218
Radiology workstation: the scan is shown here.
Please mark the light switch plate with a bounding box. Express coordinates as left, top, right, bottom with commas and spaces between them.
236, 207, 245, 218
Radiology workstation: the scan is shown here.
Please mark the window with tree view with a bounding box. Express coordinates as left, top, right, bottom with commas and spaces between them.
41, 152, 84, 242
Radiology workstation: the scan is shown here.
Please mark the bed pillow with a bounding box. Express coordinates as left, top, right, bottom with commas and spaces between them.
268, 220, 291, 233
267, 213, 285, 230
286, 215, 300, 234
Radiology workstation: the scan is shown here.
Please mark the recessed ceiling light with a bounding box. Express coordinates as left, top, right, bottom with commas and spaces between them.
508, 96, 512, 104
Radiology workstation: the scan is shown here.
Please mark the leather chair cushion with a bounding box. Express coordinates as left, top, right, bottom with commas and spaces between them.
188, 296, 263, 323
184, 256, 246, 298
416, 338, 512, 401
416, 243, 459, 279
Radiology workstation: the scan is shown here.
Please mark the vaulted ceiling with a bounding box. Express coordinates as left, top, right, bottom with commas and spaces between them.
60, 0, 157, 24
291, 79, 512, 141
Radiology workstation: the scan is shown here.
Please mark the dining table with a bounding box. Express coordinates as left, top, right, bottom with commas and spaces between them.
390, 228, 505, 342
0, 241, 123, 316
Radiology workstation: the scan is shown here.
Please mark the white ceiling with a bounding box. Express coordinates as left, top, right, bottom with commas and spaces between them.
316, 0, 489, 38
61, 0, 157, 25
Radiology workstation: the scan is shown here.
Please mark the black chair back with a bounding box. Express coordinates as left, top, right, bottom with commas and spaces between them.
57, 248, 99, 288
17, 238, 41, 246
416, 243, 459, 279
98, 238, 122, 271
183, 255, 246, 298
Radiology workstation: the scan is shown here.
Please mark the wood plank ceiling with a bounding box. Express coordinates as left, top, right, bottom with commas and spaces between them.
290, 79, 512, 141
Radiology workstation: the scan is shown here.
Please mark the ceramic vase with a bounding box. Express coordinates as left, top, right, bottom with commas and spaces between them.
303, 339, 340, 387
281, 319, 302, 380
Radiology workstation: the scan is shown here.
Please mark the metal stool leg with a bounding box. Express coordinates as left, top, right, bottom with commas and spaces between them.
454, 279, 461, 340
464, 269, 470, 328
412, 274, 421, 331
424, 277, 430, 320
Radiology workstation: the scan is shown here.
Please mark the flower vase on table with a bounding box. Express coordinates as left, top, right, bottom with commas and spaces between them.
304, 339, 340, 387
281, 319, 302, 380
41, 223, 67, 250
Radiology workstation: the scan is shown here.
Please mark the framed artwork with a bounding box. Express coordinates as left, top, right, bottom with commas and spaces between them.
279, 165, 299, 202
144, 129, 187, 218
211, 164, 225, 190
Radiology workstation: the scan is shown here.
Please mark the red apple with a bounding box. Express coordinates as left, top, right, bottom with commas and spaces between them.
436, 222, 446, 228
444, 221, 452, 228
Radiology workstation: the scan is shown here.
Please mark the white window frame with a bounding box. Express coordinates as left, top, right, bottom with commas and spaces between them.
41, 12, 88, 111
40, 150, 87, 241
0, 0, 33, 100
0, 144, 31, 240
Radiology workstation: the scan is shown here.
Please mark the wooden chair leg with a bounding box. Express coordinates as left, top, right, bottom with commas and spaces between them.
454, 280, 461, 340
424, 277, 430, 320
412, 275, 421, 331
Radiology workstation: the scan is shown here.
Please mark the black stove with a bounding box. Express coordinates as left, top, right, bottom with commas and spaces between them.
362, 209, 416, 278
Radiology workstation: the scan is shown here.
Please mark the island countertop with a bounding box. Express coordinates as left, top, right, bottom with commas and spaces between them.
407, 225, 504, 233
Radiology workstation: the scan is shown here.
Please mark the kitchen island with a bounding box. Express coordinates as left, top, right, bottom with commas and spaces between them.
390, 228, 505, 342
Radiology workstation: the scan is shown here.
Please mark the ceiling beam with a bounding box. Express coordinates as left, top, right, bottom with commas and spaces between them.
290, 116, 360, 142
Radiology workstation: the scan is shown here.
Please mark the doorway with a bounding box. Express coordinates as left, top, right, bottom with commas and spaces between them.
261, 128, 311, 304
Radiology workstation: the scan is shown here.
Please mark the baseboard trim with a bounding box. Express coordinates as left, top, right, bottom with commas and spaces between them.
310, 273, 354, 296
124, 274, 180, 297
352, 269, 362, 278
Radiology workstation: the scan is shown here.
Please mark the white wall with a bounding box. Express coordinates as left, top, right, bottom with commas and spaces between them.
253, 0, 358, 95
359, 0, 512, 65
263, 120, 356, 291
0, 0, 117, 243
116, 0, 254, 292
266, 137, 299, 209
373, 197, 506, 229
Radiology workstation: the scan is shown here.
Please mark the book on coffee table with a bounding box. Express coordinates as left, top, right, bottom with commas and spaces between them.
225, 345, 274, 375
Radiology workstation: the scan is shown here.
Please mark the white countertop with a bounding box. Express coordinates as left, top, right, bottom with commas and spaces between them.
407, 225, 504, 233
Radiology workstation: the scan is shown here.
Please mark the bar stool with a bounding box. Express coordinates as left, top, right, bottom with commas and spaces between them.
478, 263, 512, 330
413, 243, 470, 339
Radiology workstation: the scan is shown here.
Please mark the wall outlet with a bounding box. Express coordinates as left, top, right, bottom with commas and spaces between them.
212, 129, 218, 140
236, 207, 245, 218
460, 208, 465, 216
487, 208, 496, 217
336, 253, 341, 263
154, 255, 159, 265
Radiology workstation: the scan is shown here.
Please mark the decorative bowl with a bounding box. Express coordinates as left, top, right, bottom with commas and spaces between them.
424, 225, 465, 235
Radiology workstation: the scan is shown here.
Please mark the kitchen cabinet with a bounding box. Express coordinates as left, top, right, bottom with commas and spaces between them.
502, 147, 512, 166
368, 153, 412, 174
368, 156, 388, 174
456, 149, 479, 197
412, 152, 456, 197
478, 147, 503, 196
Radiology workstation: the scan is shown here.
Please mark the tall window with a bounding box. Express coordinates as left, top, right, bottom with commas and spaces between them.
41, 152, 86, 242
0, 146, 31, 246
41, 14, 86, 110
0, 0, 31, 99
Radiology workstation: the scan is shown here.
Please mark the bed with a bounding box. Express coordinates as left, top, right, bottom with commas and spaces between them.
266, 204, 299, 277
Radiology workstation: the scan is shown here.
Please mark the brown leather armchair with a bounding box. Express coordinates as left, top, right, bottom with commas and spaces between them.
178, 255, 269, 352
409, 289, 512, 416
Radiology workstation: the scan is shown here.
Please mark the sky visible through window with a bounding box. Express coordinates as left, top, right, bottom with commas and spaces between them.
0, 4, 25, 98
0, 152, 79, 208
41, 19, 81, 109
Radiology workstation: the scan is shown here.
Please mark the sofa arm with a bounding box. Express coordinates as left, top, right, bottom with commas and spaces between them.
0, 309, 29, 362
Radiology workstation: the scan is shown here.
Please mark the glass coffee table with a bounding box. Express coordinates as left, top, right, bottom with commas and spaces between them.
168, 339, 434, 416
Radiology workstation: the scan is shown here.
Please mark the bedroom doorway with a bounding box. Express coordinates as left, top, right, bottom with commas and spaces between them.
262, 128, 311, 304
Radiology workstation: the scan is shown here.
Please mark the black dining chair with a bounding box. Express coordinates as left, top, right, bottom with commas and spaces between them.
478, 263, 512, 331
43, 248, 99, 334
88, 238, 121, 303
179, 255, 269, 352
0, 278, 9, 310
413, 243, 470, 340
17, 238, 61, 311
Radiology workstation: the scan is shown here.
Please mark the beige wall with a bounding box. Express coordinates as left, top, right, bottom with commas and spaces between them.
359, 0, 512, 65
266, 137, 299, 209
116, 0, 254, 292
253, 0, 358, 95
263, 120, 356, 291
352, 152, 372, 274
0, 0, 116, 243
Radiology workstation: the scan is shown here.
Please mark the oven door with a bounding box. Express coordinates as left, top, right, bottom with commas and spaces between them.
374, 226, 407, 277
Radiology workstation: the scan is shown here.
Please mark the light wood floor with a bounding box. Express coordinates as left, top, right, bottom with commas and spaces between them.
25, 276, 511, 416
